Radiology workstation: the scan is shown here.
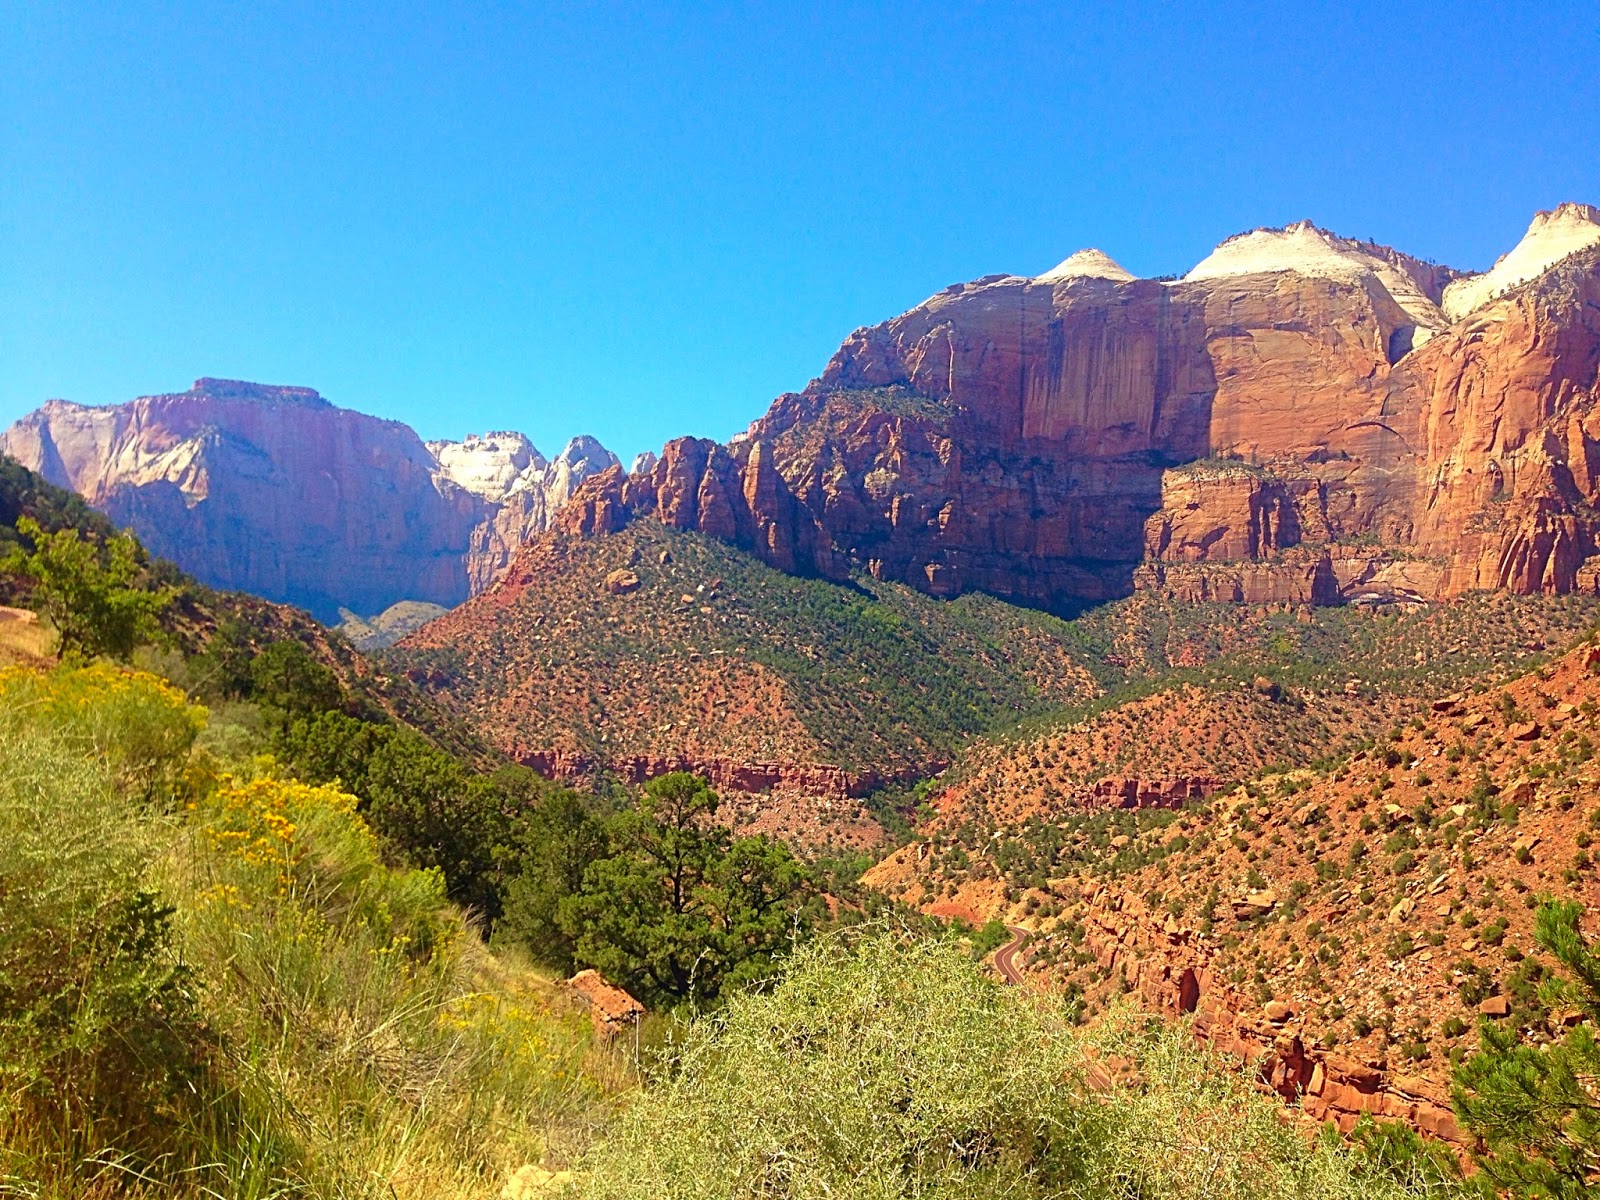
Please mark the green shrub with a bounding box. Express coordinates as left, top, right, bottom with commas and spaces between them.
0, 660, 618, 1198
1, 515, 175, 660
580, 932, 1437, 1199
1342, 1115, 1460, 1189
1454, 900, 1600, 1198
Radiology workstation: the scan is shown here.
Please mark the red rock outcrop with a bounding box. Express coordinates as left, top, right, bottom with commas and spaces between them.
1084, 775, 1223, 810
1072, 887, 1464, 1143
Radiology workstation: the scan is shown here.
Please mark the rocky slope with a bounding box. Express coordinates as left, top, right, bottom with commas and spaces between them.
0, 379, 617, 621
897, 591, 1600, 831
391, 519, 1108, 850
334, 600, 450, 650
559, 203, 1600, 613
863, 624, 1600, 1145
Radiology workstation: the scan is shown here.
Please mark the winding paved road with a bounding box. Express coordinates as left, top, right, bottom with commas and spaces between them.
994, 925, 1032, 984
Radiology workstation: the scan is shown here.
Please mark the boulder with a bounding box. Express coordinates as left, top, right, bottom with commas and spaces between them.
1478, 995, 1512, 1018
1233, 890, 1278, 920
603, 568, 642, 595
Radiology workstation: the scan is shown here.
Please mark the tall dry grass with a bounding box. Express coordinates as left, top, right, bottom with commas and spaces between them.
0, 666, 627, 1199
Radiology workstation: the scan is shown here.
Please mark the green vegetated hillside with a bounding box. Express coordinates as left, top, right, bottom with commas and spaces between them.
940, 591, 1600, 794
394, 521, 1114, 776
0, 662, 627, 1197
1, 453, 491, 762
0, 454, 121, 549
397, 513, 1600, 799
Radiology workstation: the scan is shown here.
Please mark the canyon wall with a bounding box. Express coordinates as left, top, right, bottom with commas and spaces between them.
558, 208, 1600, 612
10, 206, 1600, 621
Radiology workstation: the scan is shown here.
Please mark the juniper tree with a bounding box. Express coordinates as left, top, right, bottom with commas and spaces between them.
1453, 899, 1600, 1198
1, 516, 172, 661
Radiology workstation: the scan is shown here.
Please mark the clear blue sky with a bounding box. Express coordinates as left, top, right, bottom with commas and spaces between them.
3, 3, 1597, 466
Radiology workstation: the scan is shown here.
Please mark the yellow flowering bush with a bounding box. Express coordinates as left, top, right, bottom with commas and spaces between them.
440, 986, 595, 1104
194, 774, 450, 962
0, 663, 205, 797
2, 661, 616, 1196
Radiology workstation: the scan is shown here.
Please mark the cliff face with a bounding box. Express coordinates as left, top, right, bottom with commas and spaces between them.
0, 379, 616, 621
562, 207, 1600, 610
11, 206, 1600, 621
437, 433, 621, 592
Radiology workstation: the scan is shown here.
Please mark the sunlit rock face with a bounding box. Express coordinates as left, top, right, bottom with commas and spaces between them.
569, 209, 1600, 609
10, 205, 1600, 620
1, 378, 617, 621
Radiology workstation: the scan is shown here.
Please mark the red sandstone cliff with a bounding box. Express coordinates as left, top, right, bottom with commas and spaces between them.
555, 207, 1600, 611
11, 207, 1600, 620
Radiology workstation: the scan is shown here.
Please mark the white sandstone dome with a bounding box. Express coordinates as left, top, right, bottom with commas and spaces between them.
1442, 202, 1600, 320
1035, 248, 1136, 284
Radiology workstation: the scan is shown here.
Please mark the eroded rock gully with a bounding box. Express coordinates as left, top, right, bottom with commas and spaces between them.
1075, 887, 1463, 1144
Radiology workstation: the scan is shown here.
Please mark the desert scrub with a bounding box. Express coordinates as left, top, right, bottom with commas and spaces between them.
577, 931, 1445, 1200
192, 773, 450, 955
0, 663, 623, 1198
0, 700, 202, 1182
165, 770, 614, 1196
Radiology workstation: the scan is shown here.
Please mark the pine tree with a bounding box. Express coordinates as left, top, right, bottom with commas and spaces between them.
560, 772, 815, 1008
1452, 899, 1600, 1197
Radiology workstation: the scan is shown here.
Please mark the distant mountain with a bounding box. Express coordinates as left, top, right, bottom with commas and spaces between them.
0, 378, 618, 622
11, 204, 1600, 628
386, 201, 1600, 836
335, 599, 450, 650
